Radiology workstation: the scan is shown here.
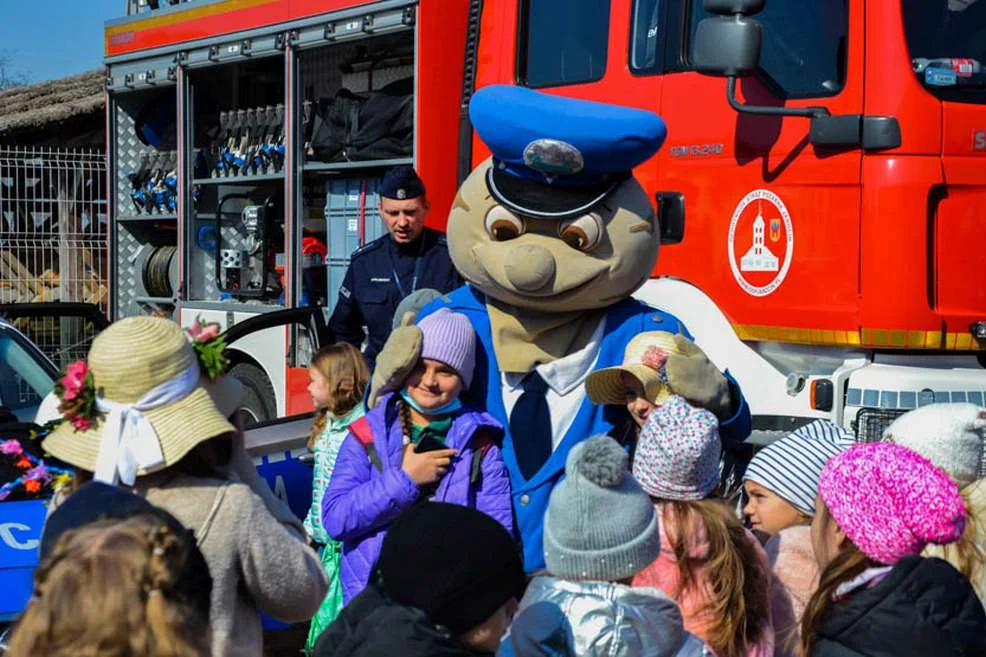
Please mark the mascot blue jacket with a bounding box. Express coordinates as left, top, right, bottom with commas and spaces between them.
378, 85, 751, 571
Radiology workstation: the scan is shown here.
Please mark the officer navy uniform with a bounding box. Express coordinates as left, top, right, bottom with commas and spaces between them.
328, 167, 462, 364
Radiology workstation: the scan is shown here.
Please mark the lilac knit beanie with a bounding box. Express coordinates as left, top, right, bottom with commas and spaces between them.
417, 308, 476, 388
818, 442, 967, 565
632, 395, 721, 500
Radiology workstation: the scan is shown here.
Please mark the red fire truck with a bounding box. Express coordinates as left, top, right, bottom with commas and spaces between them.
103, 0, 986, 441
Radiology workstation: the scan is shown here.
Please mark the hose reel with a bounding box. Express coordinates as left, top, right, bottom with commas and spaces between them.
142, 245, 178, 298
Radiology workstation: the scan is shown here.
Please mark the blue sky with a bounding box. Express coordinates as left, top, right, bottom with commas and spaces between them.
1, 0, 121, 83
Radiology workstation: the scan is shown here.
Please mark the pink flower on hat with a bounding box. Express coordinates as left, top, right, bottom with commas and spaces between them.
819, 442, 967, 565
188, 319, 221, 343
61, 360, 89, 401
641, 346, 669, 371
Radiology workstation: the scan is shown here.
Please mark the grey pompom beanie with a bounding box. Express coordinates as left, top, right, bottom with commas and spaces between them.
543, 435, 661, 582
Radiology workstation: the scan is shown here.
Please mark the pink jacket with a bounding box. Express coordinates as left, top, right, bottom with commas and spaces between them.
631, 503, 775, 657
765, 525, 819, 657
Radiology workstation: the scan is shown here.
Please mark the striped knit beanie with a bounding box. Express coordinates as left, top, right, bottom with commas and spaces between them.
743, 420, 854, 516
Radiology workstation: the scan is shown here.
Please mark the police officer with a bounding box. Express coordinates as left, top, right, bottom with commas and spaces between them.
328, 166, 462, 364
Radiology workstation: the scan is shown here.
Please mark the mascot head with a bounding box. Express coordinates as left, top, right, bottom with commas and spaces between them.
447, 86, 668, 313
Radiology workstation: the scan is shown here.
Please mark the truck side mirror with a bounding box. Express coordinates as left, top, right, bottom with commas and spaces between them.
692, 14, 762, 78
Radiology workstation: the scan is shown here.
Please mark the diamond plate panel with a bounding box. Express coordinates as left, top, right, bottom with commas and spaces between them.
115, 224, 143, 317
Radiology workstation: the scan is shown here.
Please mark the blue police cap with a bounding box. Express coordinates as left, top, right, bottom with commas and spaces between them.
469, 85, 667, 219
381, 165, 426, 200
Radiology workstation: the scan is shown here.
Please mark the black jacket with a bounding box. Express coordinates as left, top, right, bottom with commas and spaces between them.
812, 557, 986, 657
327, 227, 462, 365
313, 585, 489, 657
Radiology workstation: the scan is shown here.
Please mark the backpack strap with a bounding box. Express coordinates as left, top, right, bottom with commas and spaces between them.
469, 431, 496, 487
349, 416, 383, 473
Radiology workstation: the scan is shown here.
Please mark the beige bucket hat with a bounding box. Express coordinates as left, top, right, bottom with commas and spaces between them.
585, 330, 702, 406
43, 316, 236, 482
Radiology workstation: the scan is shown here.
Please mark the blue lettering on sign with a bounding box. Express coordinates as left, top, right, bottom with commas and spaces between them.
256, 452, 314, 523
1, 499, 48, 619
0, 523, 38, 551
0, 500, 46, 568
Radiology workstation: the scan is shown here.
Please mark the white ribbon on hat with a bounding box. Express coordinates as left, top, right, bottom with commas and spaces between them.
93, 363, 200, 486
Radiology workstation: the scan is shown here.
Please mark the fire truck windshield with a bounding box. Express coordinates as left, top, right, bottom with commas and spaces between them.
903, 0, 986, 101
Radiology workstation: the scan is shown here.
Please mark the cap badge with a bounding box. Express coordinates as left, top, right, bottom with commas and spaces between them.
523, 139, 584, 176
396, 188, 407, 200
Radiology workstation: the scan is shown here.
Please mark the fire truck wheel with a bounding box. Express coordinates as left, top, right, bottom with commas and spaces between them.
228, 363, 276, 427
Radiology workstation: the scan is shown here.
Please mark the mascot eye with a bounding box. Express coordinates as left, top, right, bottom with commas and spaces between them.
558, 214, 602, 252
484, 207, 525, 241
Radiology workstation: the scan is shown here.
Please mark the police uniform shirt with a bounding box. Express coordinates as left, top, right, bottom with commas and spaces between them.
327, 227, 462, 364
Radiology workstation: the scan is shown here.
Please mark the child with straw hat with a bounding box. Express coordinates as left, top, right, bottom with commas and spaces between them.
42, 315, 327, 657
585, 330, 749, 499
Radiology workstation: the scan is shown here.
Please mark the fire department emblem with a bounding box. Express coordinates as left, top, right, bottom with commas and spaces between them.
727, 189, 794, 297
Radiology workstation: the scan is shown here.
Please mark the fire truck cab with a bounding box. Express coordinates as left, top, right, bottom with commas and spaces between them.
469, 0, 986, 441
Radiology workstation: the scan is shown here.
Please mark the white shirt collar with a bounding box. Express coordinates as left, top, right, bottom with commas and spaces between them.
503, 317, 606, 396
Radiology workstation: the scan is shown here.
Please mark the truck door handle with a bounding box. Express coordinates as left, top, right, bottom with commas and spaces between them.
655, 192, 685, 245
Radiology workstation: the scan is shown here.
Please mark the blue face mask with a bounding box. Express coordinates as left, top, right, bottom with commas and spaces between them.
400, 389, 463, 418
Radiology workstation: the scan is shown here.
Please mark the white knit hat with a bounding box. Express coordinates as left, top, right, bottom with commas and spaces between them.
883, 403, 986, 489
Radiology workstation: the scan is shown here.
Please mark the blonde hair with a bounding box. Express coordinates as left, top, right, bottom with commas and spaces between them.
799, 501, 877, 657
7, 515, 211, 657
664, 499, 771, 657
929, 486, 985, 598
308, 342, 370, 449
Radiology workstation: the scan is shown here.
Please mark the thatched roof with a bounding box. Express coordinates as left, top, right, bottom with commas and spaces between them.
0, 69, 105, 144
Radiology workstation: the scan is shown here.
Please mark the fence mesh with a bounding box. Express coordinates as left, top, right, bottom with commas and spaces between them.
0, 146, 108, 368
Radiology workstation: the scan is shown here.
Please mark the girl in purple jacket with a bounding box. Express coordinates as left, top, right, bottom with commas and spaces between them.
323, 308, 515, 603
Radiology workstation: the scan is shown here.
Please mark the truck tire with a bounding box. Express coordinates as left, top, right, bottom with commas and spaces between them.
228, 363, 276, 427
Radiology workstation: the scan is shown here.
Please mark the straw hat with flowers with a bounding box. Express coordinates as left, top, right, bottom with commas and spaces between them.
585, 330, 704, 406
43, 316, 239, 485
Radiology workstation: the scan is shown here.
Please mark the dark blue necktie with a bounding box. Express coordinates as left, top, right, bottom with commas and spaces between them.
509, 371, 552, 481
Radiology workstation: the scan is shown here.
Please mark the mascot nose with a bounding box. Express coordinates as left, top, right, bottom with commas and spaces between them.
504, 244, 556, 292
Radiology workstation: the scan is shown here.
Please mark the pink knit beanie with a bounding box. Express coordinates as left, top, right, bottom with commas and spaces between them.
417, 308, 476, 388
818, 442, 967, 565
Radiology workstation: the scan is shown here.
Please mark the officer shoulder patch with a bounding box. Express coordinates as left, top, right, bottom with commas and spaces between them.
350, 238, 385, 259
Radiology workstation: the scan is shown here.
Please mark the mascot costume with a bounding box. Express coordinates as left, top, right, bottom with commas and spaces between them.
373, 85, 751, 571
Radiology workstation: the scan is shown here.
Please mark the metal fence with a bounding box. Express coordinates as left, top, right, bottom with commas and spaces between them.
0, 147, 108, 367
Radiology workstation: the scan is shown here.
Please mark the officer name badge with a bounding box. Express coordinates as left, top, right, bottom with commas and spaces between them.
523, 138, 585, 176
370, 277, 392, 283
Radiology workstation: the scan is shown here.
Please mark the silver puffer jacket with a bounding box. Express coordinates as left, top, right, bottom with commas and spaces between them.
509, 576, 711, 657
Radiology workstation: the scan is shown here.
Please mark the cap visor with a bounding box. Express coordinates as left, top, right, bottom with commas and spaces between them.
487, 167, 616, 219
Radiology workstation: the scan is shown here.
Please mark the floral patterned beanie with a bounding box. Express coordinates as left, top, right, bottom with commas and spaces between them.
632, 394, 721, 500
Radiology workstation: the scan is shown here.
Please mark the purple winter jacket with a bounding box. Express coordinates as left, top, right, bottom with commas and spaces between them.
323, 392, 514, 603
